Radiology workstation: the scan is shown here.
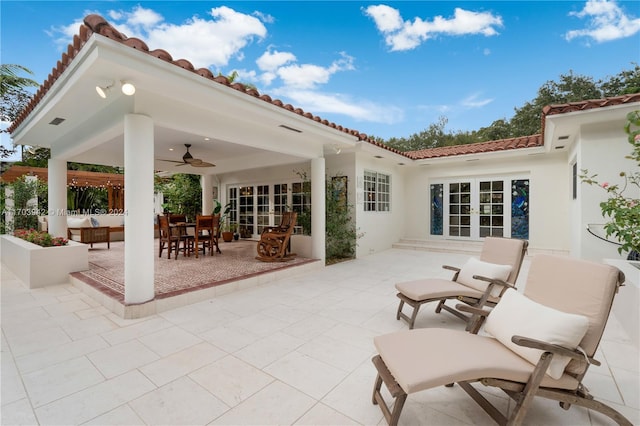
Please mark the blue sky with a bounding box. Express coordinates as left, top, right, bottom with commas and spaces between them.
2, 1, 640, 161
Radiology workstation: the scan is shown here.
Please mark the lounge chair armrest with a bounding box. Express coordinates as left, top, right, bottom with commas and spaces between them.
471, 275, 516, 289
511, 335, 600, 365
455, 304, 491, 317
443, 265, 461, 272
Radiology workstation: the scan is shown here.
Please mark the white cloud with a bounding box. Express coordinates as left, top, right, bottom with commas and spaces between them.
566, 0, 640, 42
274, 88, 403, 124
461, 93, 494, 108
364, 5, 503, 51
256, 49, 297, 72
47, 5, 394, 127
50, 6, 267, 68
256, 51, 354, 90
363, 5, 403, 32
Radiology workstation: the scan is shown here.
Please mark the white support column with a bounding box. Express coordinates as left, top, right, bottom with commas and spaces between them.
124, 114, 155, 304
48, 158, 67, 238
201, 175, 214, 215
311, 157, 326, 261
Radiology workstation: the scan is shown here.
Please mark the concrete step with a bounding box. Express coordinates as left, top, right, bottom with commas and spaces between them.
392, 238, 483, 255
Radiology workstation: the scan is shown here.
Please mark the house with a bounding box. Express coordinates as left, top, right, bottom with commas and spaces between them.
7, 14, 640, 306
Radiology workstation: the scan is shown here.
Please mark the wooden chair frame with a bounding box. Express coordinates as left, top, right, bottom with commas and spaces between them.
67, 226, 111, 249
256, 211, 297, 262
194, 214, 221, 258
396, 237, 528, 330
373, 256, 631, 426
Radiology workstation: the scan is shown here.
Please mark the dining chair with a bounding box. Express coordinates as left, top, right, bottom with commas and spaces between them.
157, 214, 181, 259
194, 214, 214, 258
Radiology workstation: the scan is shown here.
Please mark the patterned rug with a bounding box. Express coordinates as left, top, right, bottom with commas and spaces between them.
72, 240, 316, 302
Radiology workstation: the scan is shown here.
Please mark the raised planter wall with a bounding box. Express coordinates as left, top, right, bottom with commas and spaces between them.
291, 234, 313, 259
1, 235, 89, 288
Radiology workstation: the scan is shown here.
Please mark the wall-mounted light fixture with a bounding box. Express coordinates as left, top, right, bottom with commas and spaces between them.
121, 81, 136, 96
95, 81, 114, 98
332, 145, 342, 155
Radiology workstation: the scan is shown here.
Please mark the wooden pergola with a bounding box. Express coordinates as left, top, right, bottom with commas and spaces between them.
1, 165, 125, 211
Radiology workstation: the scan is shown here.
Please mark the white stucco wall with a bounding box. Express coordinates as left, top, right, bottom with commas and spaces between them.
402, 153, 571, 255
354, 153, 407, 257
576, 121, 637, 261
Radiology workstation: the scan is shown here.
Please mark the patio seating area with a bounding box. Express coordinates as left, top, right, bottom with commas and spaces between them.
1, 248, 638, 425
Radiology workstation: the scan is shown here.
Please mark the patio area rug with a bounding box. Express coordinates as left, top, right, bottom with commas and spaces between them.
72, 240, 316, 302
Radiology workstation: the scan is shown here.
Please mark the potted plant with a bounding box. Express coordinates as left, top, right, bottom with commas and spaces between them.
213, 200, 234, 242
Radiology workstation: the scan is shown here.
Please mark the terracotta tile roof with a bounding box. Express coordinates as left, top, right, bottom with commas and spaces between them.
542, 93, 640, 116
406, 134, 543, 160
7, 14, 639, 163
8, 14, 376, 147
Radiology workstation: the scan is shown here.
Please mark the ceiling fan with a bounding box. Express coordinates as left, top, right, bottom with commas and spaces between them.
160, 144, 215, 168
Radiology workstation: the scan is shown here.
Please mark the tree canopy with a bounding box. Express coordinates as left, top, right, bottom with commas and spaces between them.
1, 64, 39, 158
384, 63, 640, 152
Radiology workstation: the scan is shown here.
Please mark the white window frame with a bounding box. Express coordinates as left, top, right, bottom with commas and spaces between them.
364, 170, 391, 212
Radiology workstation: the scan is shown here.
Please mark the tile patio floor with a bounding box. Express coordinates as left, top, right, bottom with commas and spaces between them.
2, 248, 639, 425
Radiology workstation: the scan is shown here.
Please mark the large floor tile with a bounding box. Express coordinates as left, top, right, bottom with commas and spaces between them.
211, 381, 315, 425
234, 331, 305, 369
128, 376, 228, 425
137, 325, 202, 357
34, 370, 156, 425
22, 356, 104, 407
189, 355, 274, 407
87, 340, 160, 378
264, 351, 350, 399
139, 341, 226, 386
82, 404, 145, 425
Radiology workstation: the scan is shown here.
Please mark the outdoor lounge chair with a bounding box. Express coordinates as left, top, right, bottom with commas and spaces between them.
372, 254, 630, 426
395, 237, 528, 329
256, 211, 297, 262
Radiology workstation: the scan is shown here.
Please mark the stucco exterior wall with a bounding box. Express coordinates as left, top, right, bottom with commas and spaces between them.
402, 153, 571, 255
354, 153, 406, 257
576, 121, 637, 261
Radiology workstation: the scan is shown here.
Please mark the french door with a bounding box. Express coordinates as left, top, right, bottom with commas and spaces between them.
228, 181, 309, 237
431, 177, 529, 240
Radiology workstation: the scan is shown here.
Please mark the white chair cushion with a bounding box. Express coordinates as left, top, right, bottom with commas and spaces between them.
485, 288, 589, 380
457, 257, 512, 297
67, 217, 91, 228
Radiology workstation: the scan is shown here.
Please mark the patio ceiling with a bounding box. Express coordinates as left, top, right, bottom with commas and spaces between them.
10, 29, 360, 175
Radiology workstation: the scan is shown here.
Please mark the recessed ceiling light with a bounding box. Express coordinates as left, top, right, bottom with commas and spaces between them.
121, 81, 136, 96
169, 148, 174, 151
204, 137, 210, 141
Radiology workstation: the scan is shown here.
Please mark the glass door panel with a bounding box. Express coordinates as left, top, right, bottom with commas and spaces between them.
239, 186, 254, 236
273, 184, 288, 227
256, 185, 270, 235
478, 180, 504, 238
448, 182, 471, 237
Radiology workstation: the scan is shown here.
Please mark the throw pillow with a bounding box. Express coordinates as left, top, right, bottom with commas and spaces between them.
90, 217, 100, 227
457, 257, 512, 297
484, 288, 589, 380
67, 217, 91, 228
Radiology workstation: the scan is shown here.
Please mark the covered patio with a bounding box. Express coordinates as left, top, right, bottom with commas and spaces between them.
8, 14, 373, 307
70, 240, 320, 318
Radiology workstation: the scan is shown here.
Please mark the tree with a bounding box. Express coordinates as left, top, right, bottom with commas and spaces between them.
383, 64, 640, 151
156, 173, 202, 220
1, 64, 39, 158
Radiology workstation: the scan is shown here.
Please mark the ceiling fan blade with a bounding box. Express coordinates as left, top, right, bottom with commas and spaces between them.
157, 158, 187, 164
190, 159, 215, 167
